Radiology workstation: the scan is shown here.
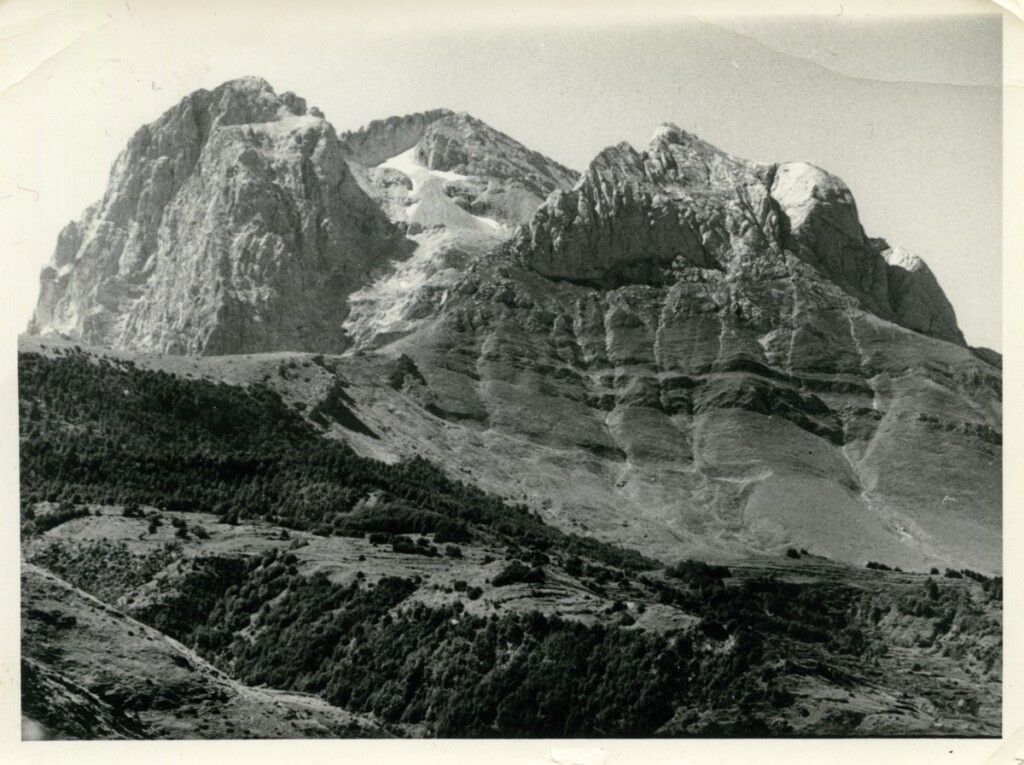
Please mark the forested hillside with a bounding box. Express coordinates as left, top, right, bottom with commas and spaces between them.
19, 347, 652, 570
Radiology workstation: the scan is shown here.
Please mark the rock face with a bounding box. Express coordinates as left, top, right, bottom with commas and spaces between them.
519, 125, 964, 345
31, 77, 412, 354
339, 108, 456, 167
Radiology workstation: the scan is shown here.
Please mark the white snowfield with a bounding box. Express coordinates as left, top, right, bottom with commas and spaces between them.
379, 147, 503, 232
342, 148, 507, 349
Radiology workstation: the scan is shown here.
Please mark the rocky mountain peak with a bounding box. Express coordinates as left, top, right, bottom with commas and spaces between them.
31, 78, 410, 354
30, 87, 967, 357
413, 112, 579, 197
650, 121, 692, 144
516, 123, 964, 345
340, 111, 580, 350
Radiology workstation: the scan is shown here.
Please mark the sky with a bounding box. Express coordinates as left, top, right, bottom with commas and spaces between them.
0, 0, 1005, 350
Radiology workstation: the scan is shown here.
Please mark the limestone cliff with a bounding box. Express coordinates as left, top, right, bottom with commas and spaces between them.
31, 77, 411, 354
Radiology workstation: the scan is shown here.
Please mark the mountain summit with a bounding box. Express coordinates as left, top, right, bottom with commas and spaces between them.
31, 78, 410, 354
519, 123, 964, 345
30, 79, 963, 355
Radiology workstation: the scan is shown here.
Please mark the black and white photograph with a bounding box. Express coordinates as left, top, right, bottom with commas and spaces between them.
2, 0, 1018, 761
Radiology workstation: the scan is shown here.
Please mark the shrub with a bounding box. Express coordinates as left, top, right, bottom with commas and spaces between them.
492, 561, 545, 587
665, 560, 731, 584
392, 536, 438, 557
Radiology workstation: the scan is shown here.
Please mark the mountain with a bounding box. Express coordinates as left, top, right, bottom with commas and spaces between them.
30, 81, 578, 355
25, 80, 1000, 575
340, 109, 579, 349
29, 77, 409, 355
513, 123, 962, 345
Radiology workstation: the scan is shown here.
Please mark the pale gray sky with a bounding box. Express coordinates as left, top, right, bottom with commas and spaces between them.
0, 1, 1004, 349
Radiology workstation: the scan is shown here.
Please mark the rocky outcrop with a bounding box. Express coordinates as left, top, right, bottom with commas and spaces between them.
415, 112, 579, 197
31, 77, 412, 354
519, 124, 965, 346
879, 244, 966, 345
339, 109, 455, 167
519, 127, 774, 288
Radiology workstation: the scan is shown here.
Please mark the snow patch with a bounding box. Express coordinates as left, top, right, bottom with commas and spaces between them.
379, 147, 469, 183
881, 246, 924, 273
342, 146, 510, 349
377, 147, 505, 235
